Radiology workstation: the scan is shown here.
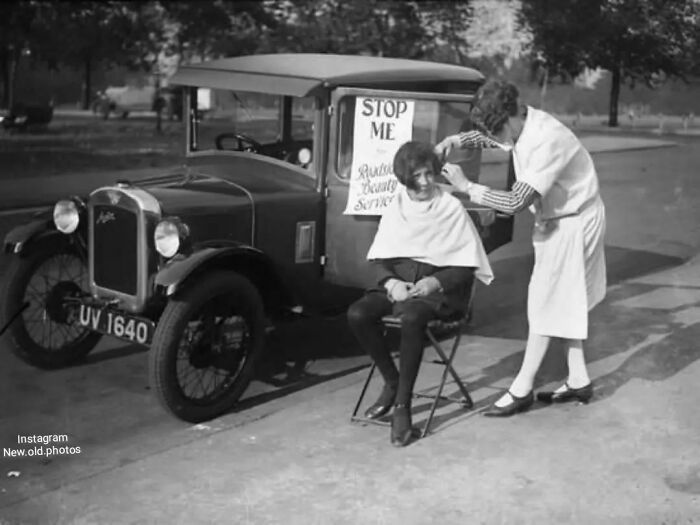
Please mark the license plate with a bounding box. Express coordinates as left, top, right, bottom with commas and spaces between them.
77, 304, 155, 345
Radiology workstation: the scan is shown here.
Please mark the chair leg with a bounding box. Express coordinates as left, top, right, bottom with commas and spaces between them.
431, 333, 473, 409
421, 341, 454, 438
421, 332, 473, 437
351, 362, 377, 422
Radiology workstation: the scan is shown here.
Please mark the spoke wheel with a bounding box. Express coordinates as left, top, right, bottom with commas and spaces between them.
149, 271, 266, 422
1, 238, 102, 369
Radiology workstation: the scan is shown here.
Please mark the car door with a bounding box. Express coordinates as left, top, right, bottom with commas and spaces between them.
322, 87, 514, 290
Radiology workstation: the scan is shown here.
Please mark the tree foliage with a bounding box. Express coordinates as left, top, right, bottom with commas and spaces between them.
419, 0, 474, 65
0, 1, 54, 108
519, 0, 700, 126
263, 0, 431, 58
0, 1, 167, 109
0, 0, 478, 109
48, 2, 167, 108
160, 1, 277, 62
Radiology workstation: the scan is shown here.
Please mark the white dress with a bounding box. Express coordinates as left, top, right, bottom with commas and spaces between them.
513, 107, 606, 340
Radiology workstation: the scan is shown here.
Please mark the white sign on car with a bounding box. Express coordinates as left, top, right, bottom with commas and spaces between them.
344, 97, 415, 216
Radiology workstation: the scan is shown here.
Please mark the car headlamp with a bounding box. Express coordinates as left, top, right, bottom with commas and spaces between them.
297, 148, 312, 165
154, 218, 188, 258
53, 199, 81, 234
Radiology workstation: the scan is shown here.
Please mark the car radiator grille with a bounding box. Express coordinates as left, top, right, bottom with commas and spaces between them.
92, 204, 138, 295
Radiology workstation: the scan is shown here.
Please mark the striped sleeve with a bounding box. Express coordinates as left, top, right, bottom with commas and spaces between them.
477, 181, 538, 215
457, 130, 511, 151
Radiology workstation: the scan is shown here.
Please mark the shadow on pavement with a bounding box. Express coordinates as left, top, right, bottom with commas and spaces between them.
406, 244, 691, 433
82, 343, 148, 364
592, 320, 700, 402
240, 243, 689, 422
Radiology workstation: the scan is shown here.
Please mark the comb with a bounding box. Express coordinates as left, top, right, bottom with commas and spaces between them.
459, 130, 513, 151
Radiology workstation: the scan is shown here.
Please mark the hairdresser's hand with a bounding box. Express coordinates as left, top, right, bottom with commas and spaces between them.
441, 163, 473, 193
434, 135, 461, 162
409, 276, 442, 298
385, 279, 412, 302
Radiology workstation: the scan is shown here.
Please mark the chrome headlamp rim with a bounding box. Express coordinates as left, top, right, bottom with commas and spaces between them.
154, 217, 189, 258
53, 197, 84, 234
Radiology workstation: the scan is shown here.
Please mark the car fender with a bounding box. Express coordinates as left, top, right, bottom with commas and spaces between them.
155, 246, 290, 307
3, 216, 57, 255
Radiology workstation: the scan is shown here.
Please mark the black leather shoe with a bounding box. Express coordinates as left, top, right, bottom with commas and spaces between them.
364, 384, 397, 420
537, 382, 593, 404
390, 404, 415, 447
364, 402, 393, 420
483, 390, 534, 417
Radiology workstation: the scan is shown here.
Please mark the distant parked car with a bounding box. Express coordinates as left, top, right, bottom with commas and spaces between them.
93, 85, 165, 119
91, 91, 116, 118
0, 103, 53, 131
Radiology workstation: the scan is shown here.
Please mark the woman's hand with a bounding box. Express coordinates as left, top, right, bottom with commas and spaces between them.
386, 279, 412, 302
409, 276, 442, 297
434, 135, 461, 162
441, 163, 473, 193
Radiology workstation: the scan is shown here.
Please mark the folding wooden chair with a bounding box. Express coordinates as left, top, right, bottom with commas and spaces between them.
350, 281, 476, 438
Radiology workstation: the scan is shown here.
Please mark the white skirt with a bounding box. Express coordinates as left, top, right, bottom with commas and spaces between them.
527, 198, 606, 339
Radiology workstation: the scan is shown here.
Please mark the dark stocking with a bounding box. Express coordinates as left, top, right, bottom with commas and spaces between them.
394, 300, 434, 407
347, 293, 399, 402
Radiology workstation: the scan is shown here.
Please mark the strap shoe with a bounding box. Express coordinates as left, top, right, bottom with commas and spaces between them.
483, 390, 534, 417
537, 382, 593, 404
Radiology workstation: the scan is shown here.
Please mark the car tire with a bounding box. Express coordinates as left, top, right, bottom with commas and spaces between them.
149, 271, 266, 423
0, 238, 102, 369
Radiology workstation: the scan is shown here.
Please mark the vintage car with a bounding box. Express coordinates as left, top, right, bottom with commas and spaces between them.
92, 85, 182, 120
0, 103, 53, 131
0, 54, 514, 423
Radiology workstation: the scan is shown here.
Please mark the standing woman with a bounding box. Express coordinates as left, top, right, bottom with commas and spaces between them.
435, 79, 607, 417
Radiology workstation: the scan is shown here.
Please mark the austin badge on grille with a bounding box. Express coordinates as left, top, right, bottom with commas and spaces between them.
97, 211, 116, 224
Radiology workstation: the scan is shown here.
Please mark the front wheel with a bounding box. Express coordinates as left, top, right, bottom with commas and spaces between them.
149, 271, 266, 423
0, 239, 102, 368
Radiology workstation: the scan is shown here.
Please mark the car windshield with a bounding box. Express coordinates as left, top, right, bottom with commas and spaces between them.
190, 88, 315, 169
335, 95, 474, 180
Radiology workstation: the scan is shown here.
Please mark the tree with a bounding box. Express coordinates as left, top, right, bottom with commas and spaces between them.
520, 0, 700, 126
161, 1, 278, 63
0, 1, 53, 108
264, 0, 430, 58
460, 0, 530, 73
43, 2, 166, 110
419, 0, 475, 65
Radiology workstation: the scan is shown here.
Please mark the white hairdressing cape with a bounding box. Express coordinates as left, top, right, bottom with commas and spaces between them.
367, 185, 493, 286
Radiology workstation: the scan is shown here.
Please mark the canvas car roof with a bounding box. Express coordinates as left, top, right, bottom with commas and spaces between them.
170, 53, 484, 97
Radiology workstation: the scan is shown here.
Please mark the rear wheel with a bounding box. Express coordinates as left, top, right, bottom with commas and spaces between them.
149, 271, 266, 423
0, 239, 102, 368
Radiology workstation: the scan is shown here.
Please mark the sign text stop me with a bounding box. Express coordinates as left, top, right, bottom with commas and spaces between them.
344, 97, 415, 216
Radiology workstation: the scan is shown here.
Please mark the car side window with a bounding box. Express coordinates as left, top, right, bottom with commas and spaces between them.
192, 90, 315, 171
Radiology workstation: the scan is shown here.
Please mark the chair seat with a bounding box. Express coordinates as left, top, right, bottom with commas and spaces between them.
380, 314, 466, 336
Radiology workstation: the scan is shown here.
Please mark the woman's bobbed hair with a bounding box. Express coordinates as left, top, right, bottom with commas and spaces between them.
392, 141, 442, 189
470, 79, 520, 135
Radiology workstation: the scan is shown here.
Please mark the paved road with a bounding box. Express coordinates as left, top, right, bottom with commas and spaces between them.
1, 134, 699, 523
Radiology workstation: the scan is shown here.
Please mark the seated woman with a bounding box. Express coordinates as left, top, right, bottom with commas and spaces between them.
347, 141, 493, 447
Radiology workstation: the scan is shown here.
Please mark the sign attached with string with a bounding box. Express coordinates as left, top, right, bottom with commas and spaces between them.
344, 97, 415, 216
